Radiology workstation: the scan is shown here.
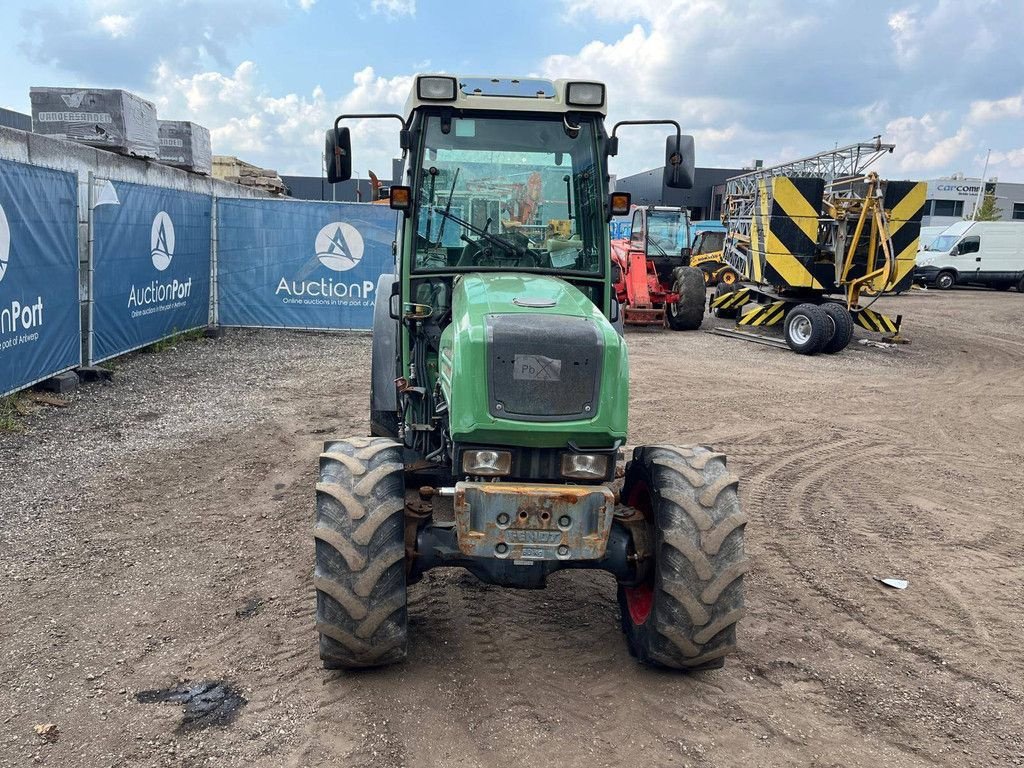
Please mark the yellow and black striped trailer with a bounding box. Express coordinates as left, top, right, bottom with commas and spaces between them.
714, 140, 926, 355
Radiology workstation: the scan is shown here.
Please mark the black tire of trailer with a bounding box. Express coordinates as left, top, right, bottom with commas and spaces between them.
667, 267, 705, 331
314, 437, 408, 669
712, 282, 741, 320
819, 303, 855, 354
935, 271, 957, 290
617, 445, 747, 670
783, 303, 830, 355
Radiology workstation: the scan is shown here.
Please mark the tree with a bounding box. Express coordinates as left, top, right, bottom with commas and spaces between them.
969, 192, 1002, 221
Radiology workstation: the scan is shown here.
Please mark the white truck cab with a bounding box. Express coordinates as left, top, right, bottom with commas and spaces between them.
915, 220, 1024, 291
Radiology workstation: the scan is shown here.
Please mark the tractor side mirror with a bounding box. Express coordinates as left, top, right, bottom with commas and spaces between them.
325, 127, 352, 184
664, 134, 695, 190
610, 297, 621, 324
680, 246, 692, 260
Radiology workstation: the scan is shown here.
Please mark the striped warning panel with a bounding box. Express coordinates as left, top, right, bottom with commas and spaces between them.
710, 287, 751, 310
738, 301, 786, 327
763, 177, 825, 290
853, 307, 899, 333
883, 181, 927, 292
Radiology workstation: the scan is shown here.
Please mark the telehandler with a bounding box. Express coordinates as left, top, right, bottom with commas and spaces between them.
316, 75, 746, 670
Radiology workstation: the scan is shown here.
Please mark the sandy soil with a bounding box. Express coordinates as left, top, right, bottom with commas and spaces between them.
2, 288, 1023, 768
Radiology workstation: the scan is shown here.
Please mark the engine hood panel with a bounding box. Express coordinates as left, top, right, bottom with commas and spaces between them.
439, 273, 628, 449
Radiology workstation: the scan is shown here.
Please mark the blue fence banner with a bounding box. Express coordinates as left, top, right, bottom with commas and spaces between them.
91, 181, 211, 363
0, 160, 80, 397
217, 199, 397, 330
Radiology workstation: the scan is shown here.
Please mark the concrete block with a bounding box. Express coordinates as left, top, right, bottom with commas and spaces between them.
37, 370, 80, 394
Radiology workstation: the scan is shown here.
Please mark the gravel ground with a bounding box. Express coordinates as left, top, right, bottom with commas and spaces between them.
1, 290, 1023, 767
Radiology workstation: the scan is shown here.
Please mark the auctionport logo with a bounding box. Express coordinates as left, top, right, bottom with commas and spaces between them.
0, 202, 9, 284
315, 222, 364, 272
151, 211, 175, 271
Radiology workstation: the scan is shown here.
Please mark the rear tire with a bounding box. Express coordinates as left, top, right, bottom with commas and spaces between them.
314, 437, 408, 669
666, 266, 705, 331
618, 446, 747, 670
936, 271, 956, 290
820, 303, 854, 354
712, 282, 741, 320
783, 303, 829, 355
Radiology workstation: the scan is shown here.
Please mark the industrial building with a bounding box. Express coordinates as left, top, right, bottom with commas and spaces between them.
920, 176, 1024, 226
614, 166, 745, 221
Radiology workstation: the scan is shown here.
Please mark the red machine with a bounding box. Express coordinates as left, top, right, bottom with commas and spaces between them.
611, 206, 705, 330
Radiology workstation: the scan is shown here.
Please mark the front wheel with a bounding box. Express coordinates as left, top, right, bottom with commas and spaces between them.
314, 437, 408, 669
666, 266, 705, 331
618, 446, 748, 670
935, 271, 956, 290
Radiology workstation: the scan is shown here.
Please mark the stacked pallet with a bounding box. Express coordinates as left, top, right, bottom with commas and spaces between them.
212, 155, 289, 196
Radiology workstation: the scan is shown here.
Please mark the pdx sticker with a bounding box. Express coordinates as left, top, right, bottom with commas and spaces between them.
315, 222, 364, 272
151, 211, 175, 271
0, 202, 10, 284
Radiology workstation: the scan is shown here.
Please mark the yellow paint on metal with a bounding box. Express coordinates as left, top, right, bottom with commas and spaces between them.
771, 177, 819, 242
886, 182, 927, 236
738, 301, 786, 326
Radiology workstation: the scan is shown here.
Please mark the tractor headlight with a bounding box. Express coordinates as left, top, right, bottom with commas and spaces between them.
566, 81, 605, 107
560, 452, 610, 481
417, 76, 458, 101
462, 449, 512, 477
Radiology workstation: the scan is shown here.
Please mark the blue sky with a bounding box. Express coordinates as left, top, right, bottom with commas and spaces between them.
2, 0, 1023, 182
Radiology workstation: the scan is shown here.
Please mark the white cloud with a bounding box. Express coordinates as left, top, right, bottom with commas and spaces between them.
299, 0, 316, 8
881, 114, 974, 175
371, 0, 415, 18
151, 61, 412, 176
96, 14, 133, 39
969, 91, 1024, 124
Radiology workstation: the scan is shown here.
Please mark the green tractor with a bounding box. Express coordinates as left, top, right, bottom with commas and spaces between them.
316, 75, 746, 670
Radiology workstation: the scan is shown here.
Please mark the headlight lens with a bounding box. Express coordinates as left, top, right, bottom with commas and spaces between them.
566, 81, 605, 107
417, 76, 457, 101
560, 452, 610, 480
462, 449, 512, 477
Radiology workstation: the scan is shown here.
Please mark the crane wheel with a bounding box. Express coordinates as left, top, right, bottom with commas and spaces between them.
783, 303, 829, 354
666, 266, 705, 331
720, 270, 738, 286
314, 437, 408, 669
618, 445, 747, 670
820, 303, 854, 354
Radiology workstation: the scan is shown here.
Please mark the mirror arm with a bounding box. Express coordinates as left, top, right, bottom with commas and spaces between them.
333, 112, 410, 150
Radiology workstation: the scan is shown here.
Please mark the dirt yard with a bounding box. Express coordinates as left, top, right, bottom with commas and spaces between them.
2, 288, 1023, 768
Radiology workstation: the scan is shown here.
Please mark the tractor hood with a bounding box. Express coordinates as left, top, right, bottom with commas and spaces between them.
438, 273, 628, 449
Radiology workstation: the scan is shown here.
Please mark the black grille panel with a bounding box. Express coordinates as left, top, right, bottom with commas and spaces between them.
487, 314, 603, 421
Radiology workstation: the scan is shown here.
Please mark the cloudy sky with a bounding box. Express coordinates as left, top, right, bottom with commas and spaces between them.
1, 0, 1022, 182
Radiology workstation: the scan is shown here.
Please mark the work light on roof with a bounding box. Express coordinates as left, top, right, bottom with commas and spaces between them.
566, 81, 605, 107
417, 76, 457, 101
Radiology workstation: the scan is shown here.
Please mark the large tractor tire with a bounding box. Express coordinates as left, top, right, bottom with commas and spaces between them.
314, 437, 408, 669
618, 445, 747, 670
820, 303, 854, 354
666, 266, 705, 331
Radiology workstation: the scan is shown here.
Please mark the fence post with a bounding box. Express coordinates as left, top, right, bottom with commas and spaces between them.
210, 195, 218, 328
86, 171, 95, 366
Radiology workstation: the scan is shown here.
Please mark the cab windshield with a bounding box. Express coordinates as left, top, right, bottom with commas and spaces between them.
412, 114, 605, 274
646, 211, 689, 254
928, 234, 958, 252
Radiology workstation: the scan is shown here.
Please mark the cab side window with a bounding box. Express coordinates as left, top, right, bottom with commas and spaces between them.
629, 210, 644, 249
958, 236, 980, 255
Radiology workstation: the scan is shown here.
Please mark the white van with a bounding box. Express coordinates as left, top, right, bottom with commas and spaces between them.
915, 221, 1024, 291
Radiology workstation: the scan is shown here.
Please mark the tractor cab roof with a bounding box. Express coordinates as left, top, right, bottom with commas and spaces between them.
405, 75, 609, 119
